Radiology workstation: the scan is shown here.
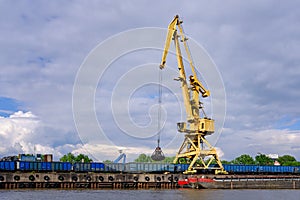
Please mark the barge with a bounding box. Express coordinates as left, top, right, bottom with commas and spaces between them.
178, 175, 300, 189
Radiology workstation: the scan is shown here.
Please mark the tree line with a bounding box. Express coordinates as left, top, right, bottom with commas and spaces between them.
132, 153, 300, 166
226, 154, 300, 166
59, 152, 300, 166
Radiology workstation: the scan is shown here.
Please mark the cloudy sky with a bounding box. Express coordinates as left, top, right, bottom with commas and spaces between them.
0, 0, 300, 162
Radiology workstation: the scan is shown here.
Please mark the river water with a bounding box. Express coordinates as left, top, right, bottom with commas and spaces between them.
1, 189, 300, 200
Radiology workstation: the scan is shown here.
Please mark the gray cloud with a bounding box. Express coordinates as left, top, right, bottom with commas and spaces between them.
1, 1, 300, 161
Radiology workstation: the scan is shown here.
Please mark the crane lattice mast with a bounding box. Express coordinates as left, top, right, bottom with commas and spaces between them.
159, 15, 227, 174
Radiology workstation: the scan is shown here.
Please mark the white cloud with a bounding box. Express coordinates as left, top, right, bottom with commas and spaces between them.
215, 147, 224, 159
0, 111, 81, 160
0, 111, 39, 154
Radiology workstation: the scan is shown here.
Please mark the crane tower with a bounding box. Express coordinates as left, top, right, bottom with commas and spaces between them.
159, 15, 226, 174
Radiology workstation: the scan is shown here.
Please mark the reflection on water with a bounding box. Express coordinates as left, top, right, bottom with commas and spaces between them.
1, 189, 300, 200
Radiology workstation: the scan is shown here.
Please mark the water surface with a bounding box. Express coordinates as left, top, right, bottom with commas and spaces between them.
1, 189, 300, 200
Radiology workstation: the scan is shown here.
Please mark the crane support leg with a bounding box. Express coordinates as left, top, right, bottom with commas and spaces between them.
173, 133, 227, 174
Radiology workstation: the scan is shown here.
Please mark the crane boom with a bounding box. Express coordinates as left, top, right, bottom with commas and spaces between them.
160, 16, 178, 69
160, 15, 193, 122
159, 15, 226, 174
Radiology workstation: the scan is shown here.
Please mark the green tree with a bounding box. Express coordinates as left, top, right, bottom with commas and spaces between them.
232, 154, 255, 165
75, 154, 93, 163
134, 154, 152, 162
162, 156, 175, 163
284, 161, 300, 166
178, 157, 188, 164
60, 152, 76, 163
255, 154, 273, 165
103, 160, 113, 163
278, 155, 297, 166
59, 152, 92, 163
221, 160, 232, 164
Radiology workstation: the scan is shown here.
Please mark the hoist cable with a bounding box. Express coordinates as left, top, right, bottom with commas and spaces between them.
151, 68, 165, 161
157, 68, 162, 147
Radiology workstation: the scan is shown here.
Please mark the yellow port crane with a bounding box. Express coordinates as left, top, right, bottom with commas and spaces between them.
160, 15, 226, 174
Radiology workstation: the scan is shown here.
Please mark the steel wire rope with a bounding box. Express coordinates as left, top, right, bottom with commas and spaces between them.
157, 68, 162, 147
151, 68, 165, 161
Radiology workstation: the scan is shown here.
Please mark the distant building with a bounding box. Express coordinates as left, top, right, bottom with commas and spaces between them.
266, 154, 280, 165
274, 160, 280, 166
267, 154, 279, 159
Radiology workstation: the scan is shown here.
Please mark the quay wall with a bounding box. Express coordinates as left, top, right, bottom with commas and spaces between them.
2, 172, 300, 189
0, 172, 185, 189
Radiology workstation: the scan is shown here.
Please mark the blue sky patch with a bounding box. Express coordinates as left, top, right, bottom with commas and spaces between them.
0, 97, 22, 117
275, 116, 300, 131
